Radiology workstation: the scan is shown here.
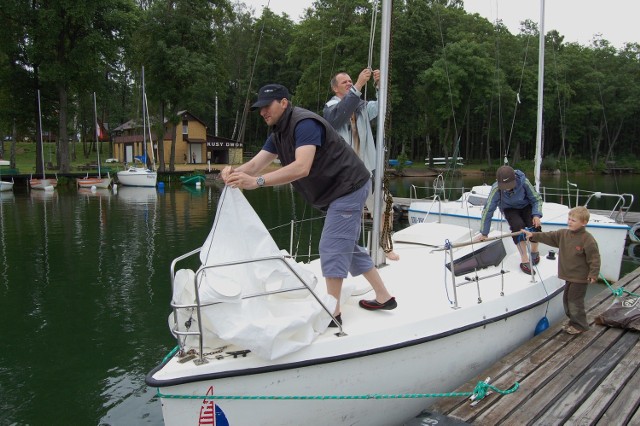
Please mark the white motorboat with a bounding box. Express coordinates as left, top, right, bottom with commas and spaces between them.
145, 4, 566, 423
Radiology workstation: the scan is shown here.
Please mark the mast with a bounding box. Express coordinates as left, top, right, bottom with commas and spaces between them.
142, 66, 148, 169
93, 92, 102, 177
372, 0, 391, 266
534, 0, 545, 192
37, 90, 45, 179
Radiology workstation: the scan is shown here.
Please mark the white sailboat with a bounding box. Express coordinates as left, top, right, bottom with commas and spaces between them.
145, 2, 566, 424
77, 93, 112, 189
408, 0, 629, 283
0, 160, 14, 192
30, 90, 57, 191
117, 67, 157, 188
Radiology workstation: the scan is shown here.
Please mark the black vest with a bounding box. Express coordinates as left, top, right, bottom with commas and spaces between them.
271, 106, 370, 211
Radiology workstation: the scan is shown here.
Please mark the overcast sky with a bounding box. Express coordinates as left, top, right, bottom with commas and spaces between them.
238, 0, 640, 49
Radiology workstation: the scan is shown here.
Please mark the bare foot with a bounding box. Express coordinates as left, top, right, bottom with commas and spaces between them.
385, 251, 400, 261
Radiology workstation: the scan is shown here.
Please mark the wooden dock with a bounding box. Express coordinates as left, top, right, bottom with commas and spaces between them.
420, 267, 640, 425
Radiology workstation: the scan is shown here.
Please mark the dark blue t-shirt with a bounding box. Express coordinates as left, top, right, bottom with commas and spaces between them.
263, 119, 324, 153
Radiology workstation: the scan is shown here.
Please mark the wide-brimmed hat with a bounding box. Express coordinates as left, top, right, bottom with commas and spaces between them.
496, 165, 517, 190
250, 84, 291, 110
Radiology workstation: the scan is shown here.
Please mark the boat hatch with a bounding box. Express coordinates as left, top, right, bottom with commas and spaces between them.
446, 240, 506, 276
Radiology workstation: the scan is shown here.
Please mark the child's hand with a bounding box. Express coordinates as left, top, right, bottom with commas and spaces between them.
522, 230, 532, 239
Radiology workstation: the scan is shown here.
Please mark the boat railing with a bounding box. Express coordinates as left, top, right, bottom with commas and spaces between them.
169, 248, 341, 364
433, 231, 528, 309
411, 184, 633, 224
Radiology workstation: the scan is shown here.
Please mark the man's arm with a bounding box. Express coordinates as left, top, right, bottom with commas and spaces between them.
221, 149, 276, 182
323, 90, 361, 128
224, 146, 315, 190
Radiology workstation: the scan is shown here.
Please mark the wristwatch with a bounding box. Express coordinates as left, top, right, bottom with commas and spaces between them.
256, 176, 265, 187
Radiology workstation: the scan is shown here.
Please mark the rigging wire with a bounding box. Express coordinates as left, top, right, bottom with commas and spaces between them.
235, 0, 270, 143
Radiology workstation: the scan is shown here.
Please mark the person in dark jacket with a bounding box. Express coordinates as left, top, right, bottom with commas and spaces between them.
524, 206, 601, 334
476, 165, 543, 274
222, 84, 397, 327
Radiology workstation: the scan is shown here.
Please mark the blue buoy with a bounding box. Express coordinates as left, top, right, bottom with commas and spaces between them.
157, 181, 164, 189
534, 316, 550, 336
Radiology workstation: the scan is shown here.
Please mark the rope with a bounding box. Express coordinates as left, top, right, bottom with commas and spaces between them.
380, 174, 394, 253
601, 274, 640, 298
156, 380, 519, 402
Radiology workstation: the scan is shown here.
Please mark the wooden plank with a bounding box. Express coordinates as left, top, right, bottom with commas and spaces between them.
471, 327, 617, 425
535, 331, 640, 424
493, 328, 624, 424
597, 339, 640, 425
430, 268, 640, 424
570, 337, 640, 424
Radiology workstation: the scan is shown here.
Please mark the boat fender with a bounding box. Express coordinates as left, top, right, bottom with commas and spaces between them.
629, 222, 640, 243
534, 316, 549, 336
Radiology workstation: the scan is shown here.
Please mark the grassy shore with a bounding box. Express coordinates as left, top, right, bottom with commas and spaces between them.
1, 141, 631, 178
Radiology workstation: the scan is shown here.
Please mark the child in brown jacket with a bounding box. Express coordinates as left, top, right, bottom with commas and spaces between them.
524, 206, 601, 334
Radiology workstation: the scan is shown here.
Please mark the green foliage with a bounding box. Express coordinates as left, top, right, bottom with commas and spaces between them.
0, 0, 639, 174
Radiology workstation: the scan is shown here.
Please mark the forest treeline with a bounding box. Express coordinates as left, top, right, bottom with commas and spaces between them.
1, 0, 639, 173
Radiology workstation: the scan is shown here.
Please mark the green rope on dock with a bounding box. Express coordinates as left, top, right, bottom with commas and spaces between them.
601, 273, 640, 298
155, 380, 519, 402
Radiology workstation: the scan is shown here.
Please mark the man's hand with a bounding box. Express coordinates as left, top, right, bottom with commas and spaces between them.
354, 68, 372, 92
225, 171, 258, 190
221, 166, 234, 183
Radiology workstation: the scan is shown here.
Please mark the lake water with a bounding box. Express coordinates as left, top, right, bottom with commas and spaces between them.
0, 173, 638, 425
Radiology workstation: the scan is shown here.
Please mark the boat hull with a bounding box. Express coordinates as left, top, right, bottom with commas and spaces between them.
0, 181, 13, 192
117, 168, 157, 187
150, 292, 563, 426
408, 200, 628, 282
30, 178, 58, 190
76, 176, 112, 189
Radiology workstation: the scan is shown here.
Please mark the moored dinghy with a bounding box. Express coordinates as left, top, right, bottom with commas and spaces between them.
0, 160, 14, 192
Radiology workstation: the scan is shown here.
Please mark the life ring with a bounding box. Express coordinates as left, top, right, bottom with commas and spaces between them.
629, 222, 640, 243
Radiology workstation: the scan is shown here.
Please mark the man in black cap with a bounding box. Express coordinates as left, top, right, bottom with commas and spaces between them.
476, 165, 543, 274
222, 84, 397, 326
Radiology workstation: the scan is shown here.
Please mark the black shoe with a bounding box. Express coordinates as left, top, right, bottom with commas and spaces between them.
328, 313, 342, 328
359, 297, 397, 311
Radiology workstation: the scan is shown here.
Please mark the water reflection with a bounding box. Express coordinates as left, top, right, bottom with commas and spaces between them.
115, 186, 157, 204
1, 179, 637, 426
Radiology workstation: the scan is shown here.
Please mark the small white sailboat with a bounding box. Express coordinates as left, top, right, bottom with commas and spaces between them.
146, 2, 566, 424
30, 90, 57, 191
117, 67, 157, 188
0, 160, 14, 192
408, 0, 629, 283
77, 93, 112, 189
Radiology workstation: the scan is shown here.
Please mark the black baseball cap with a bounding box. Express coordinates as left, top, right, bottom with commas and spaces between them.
250, 84, 291, 110
496, 165, 517, 190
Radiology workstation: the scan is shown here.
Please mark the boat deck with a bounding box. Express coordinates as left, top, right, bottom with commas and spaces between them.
419, 266, 640, 425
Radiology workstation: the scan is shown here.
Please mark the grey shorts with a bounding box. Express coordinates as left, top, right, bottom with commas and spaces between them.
319, 181, 373, 278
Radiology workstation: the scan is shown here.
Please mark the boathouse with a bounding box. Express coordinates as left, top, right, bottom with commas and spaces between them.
111, 110, 243, 166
